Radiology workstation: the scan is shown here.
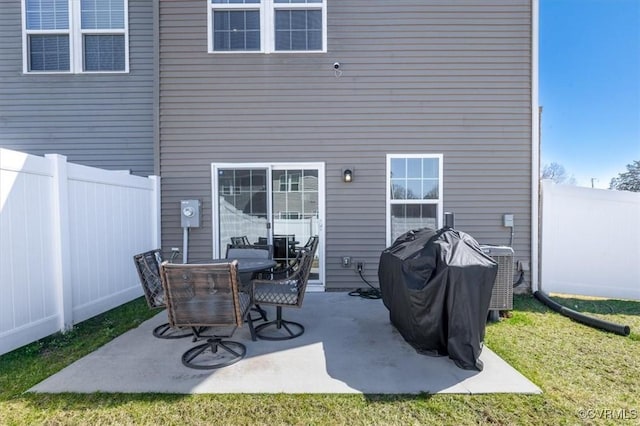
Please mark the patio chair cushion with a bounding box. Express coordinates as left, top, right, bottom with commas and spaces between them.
252, 280, 300, 306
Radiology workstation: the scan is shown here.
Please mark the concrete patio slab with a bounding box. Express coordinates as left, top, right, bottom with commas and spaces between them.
29, 293, 541, 394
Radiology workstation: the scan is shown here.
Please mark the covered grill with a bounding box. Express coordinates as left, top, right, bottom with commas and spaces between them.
378, 227, 498, 371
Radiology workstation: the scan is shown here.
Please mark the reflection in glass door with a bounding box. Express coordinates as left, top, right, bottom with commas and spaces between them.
272, 167, 320, 281
212, 163, 324, 288
215, 167, 270, 256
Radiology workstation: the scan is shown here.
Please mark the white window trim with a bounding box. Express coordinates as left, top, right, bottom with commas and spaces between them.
386, 154, 444, 247
21, 0, 130, 74
207, 0, 327, 54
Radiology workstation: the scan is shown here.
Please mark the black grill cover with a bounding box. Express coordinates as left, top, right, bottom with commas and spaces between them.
378, 227, 498, 371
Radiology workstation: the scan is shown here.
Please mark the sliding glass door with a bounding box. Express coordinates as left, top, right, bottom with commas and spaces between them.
212, 163, 324, 289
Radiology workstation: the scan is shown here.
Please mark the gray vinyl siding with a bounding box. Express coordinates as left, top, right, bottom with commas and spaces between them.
0, 0, 154, 177
159, 0, 533, 290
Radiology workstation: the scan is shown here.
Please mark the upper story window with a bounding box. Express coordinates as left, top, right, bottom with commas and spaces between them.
23, 0, 129, 73
208, 0, 326, 53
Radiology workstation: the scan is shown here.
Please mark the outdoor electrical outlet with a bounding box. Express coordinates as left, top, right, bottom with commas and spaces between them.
356, 262, 364, 273
342, 256, 351, 267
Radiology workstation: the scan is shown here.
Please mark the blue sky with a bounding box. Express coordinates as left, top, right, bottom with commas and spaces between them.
539, 0, 640, 188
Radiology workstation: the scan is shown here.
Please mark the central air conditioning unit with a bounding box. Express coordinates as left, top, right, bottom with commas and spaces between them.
480, 245, 514, 311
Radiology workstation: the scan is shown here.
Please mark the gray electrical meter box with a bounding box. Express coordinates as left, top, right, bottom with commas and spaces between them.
181, 199, 201, 228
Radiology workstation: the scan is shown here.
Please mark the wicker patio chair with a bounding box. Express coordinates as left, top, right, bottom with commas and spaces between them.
250, 240, 317, 340
225, 244, 274, 321
132, 249, 192, 339
160, 260, 255, 369
230, 236, 251, 246
299, 235, 319, 251
273, 234, 298, 269
267, 235, 318, 279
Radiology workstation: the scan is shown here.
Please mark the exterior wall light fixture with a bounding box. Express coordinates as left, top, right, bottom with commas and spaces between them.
342, 167, 354, 183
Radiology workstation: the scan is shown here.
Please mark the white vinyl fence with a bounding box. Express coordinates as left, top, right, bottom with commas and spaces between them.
541, 180, 640, 301
0, 148, 160, 355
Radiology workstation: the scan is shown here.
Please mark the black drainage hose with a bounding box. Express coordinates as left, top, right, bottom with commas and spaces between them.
534, 291, 631, 337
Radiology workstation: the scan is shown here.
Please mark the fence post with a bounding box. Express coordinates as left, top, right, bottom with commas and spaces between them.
46, 154, 73, 331
150, 175, 161, 248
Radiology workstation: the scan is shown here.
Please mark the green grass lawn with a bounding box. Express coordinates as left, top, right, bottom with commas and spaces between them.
1, 295, 638, 425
